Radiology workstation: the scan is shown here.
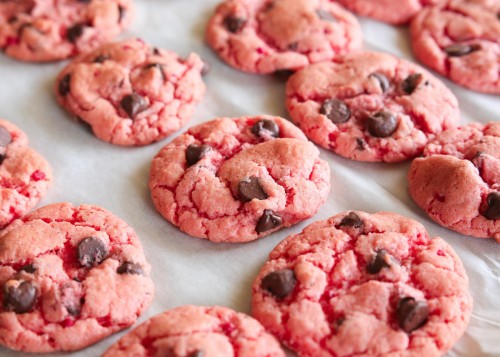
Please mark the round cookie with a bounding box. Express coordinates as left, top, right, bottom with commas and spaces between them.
252, 211, 472, 357
102, 305, 285, 357
408, 122, 500, 241
0, 0, 134, 62
0, 119, 52, 229
205, 0, 362, 74
410, 0, 500, 94
55, 38, 206, 146
149, 115, 330, 243
0, 202, 154, 352
286, 51, 459, 163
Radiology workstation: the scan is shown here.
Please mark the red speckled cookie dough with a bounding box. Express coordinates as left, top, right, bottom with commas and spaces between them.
286, 51, 459, 162
55, 38, 206, 146
408, 122, 500, 241
102, 305, 285, 357
149, 116, 331, 243
205, 0, 362, 74
0, 119, 51, 229
0, 202, 154, 352
0, 0, 134, 62
252, 211, 472, 357
410, 0, 500, 93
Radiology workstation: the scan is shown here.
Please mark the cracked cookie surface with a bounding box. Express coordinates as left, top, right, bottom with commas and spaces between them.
252, 211, 472, 357
408, 122, 500, 241
149, 116, 330, 243
205, 0, 362, 74
102, 305, 285, 357
0, 202, 154, 352
55, 38, 206, 146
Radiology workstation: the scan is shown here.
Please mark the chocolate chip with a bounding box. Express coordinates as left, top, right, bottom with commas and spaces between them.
444, 44, 478, 57
261, 269, 296, 298
118, 5, 125, 22
369, 73, 390, 93
67, 305, 81, 317
288, 42, 298, 51
117, 262, 144, 275
3, 280, 37, 314
67, 23, 85, 43
397, 297, 429, 333
356, 137, 365, 150
77, 237, 108, 268
188, 351, 204, 357
201, 61, 211, 76
273, 69, 294, 80
256, 209, 282, 233
93, 55, 109, 63
224, 15, 246, 33
367, 111, 397, 137
316, 9, 336, 22
238, 177, 268, 202
145, 63, 166, 80
251, 119, 280, 138
0, 126, 12, 147
497, 11, 500, 20
20, 264, 36, 274
186, 144, 211, 167
367, 249, 392, 274
59, 74, 71, 96
401, 73, 423, 95
338, 212, 363, 228
153, 48, 160, 55
320, 99, 351, 124
120, 93, 148, 118
483, 192, 500, 220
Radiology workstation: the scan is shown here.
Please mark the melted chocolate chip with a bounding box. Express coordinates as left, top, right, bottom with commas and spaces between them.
224, 15, 246, 33
153, 47, 160, 55
316, 9, 336, 22
288, 42, 298, 51
188, 351, 204, 357
59, 74, 71, 96
117, 262, 144, 275
401, 73, 423, 95
256, 209, 282, 233
0, 126, 12, 147
120, 93, 147, 118
397, 297, 429, 333
320, 99, 351, 124
338, 212, 363, 228
118, 5, 125, 22
3, 280, 37, 314
261, 269, 296, 298
238, 177, 268, 202
356, 137, 365, 150
251, 119, 280, 138
93, 55, 109, 63
20, 264, 36, 274
367, 249, 392, 274
483, 192, 500, 220
367, 111, 397, 137
186, 144, 211, 167
444, 44, 478, 57
67, 23, 85, 43
77, 237, 109, 268
369, 72, 390, 93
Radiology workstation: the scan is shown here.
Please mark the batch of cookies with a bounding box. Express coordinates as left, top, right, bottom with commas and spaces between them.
0, 0, 498, 356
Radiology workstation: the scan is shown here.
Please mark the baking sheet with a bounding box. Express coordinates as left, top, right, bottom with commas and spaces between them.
0, 0, 499, 356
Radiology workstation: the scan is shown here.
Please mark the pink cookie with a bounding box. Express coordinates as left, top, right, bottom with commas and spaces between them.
408, 122, 500, 241
102, 305, 285, 357
0, 0, 134, 62
55, 38, 206, 146
286, 51, 459, 162
410, 0, 500, 94
205, 0, 362, 74
0, 202, 154, 352
252, 211, 472, 357
0, 119, 51, 229
149, 116, 330, 243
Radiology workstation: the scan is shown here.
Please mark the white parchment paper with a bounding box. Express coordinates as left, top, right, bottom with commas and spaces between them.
0, 1, 498, 356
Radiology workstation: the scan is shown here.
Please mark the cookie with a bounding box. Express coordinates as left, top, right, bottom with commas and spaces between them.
286, 51, 459, 162
0, 202, 154, 352
410, 0, 500, 94
102, 305, 285, 357
0, 119, 51, 229
0, 0, 134, 62
149, 115, 330, 243
55, 38, 206, 146
252, 211, 472, 357
408, 122, 500, 241
205, 0, 362, 74
335, 0, 425, 24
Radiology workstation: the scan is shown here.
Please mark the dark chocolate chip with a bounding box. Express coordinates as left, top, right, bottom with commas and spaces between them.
0, 126, 12, 147
145, 63, 166, 80
367, 111, 397, 137
444, 44, 478, 57
288, 42, 298, 51
201, 61, 211, 76
186, 144, 211, 167
261, 269, 296, 298
497, 11, 500, 20
77, 237, 109, 268
256, 209, 282, 233
483, 192, 500, 220
356, 137, 365, 150
153, 47, 160, 55
238, 177, 268, 202
67, 23, 85, 43
273, 69, 294, 80
3, 280, 37, 314
117, 262, 144, 275
93, 55, 109, 63
251, 119, 280, 138
20, 264, 36, 274
401, 73, 423, 95
118, 5, 125, 22
338, 212, 363, 228
59, 74, 71, 96
320, 99, 351, 124
67, 305, 81, 317
367, 249, 392, 274
316, 9, 336, 22
224, 15, 246, 33
397, 297, 429, 333
188, 351, 204, 357
120, 93, 148, 118
369, 72, 390, 93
